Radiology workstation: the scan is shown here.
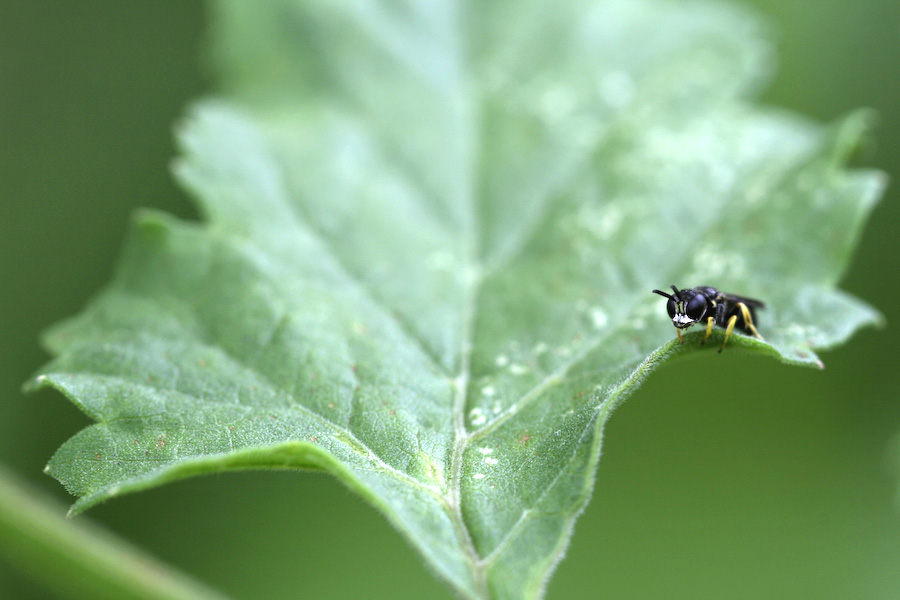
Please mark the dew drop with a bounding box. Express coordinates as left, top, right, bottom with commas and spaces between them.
469, 408, 487, 426
590, 307, 608, 329
509, 363, 528, 376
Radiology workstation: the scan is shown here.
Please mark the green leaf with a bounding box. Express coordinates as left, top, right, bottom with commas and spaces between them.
28, 1, 883, 598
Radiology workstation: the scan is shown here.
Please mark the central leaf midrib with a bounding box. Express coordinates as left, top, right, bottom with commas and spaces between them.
444, 120, 489, 596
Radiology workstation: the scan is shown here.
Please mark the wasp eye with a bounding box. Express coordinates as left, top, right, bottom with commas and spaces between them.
666, 298, 676, 319
685, 294, 706, 320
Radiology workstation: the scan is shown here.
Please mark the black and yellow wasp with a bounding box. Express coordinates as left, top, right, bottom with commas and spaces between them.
652, 285, 764, 352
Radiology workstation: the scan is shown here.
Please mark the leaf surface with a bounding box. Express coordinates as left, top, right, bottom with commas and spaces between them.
30, 1, 883, 598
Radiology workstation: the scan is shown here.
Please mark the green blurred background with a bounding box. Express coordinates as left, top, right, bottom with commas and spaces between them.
1, 1, 898, 598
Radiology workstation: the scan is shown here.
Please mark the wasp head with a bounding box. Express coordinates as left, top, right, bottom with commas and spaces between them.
652, 285, 709, 329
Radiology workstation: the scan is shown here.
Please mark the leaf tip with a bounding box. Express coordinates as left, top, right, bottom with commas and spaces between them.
131, 208, 175, 234
829, 108, 882, 167
67, 496, 96, 518
21, 373, 48, 394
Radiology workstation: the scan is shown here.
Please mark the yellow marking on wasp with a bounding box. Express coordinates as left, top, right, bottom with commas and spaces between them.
738, 302, 764, 340
719, 314, 737, 353
717, 302, 764, 353
701, 316, 715, 344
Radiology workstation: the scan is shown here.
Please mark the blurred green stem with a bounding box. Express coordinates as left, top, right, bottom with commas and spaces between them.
0, 465, 230, 600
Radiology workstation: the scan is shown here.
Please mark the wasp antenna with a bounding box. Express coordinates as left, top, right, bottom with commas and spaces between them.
652, 289, 674, 299
670, 285, 680, 296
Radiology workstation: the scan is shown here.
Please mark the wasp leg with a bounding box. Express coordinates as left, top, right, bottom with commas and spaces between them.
719, 314, 737, 353
676, 328, 684, 344
700, 316, 715, 345
736, 302, 764, 341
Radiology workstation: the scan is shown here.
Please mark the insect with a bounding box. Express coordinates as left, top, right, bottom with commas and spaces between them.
652, 285, 765, 352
